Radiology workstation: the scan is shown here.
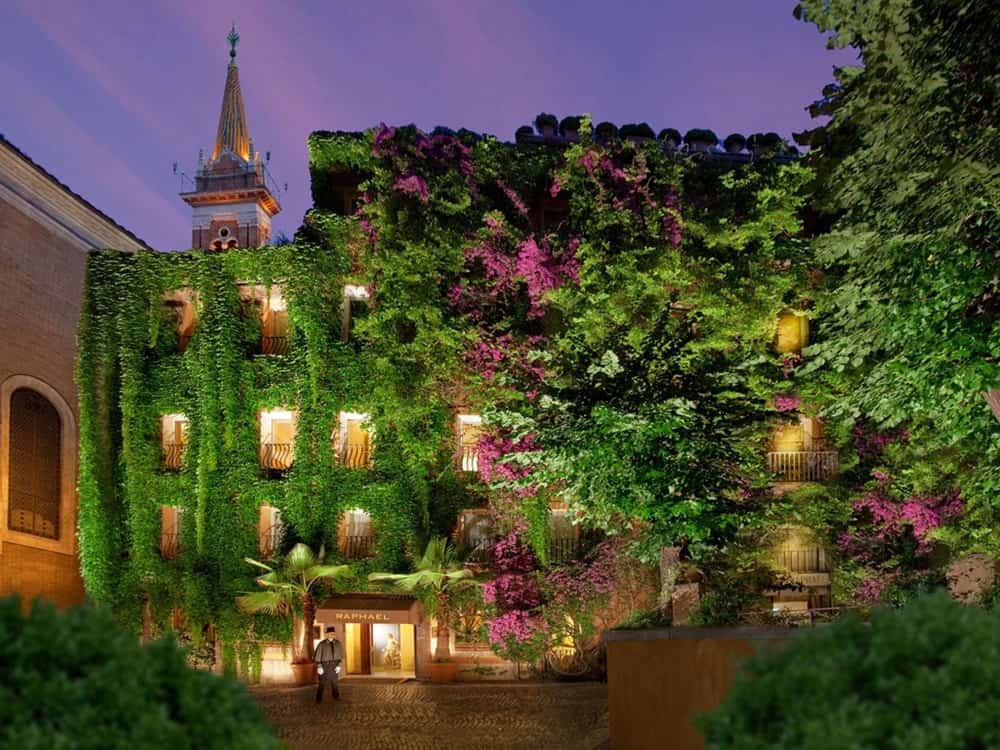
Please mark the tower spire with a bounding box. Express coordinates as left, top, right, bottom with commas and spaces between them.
211, 23, 250, 162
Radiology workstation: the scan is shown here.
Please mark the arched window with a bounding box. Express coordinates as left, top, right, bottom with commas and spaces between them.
7, 388, 61, 539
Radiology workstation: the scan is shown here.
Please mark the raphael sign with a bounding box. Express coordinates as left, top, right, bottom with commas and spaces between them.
333, 611, 391, 622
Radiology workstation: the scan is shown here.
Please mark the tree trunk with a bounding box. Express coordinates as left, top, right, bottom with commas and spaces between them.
659, 546, 682, 623
434, 592, 451, 662
298, 593, 316, 663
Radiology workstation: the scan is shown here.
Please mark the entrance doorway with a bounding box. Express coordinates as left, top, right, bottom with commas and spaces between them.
343, 622, 416, 678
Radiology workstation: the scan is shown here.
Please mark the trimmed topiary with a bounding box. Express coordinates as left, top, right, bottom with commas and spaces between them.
595, 121, 618, 141
515, 125, 536, 141
701, 593, 1000, 749
684, 128, 719, 146
658, 128, 682, 146
723, 133, 746, 152
620, 123, 655, 140
534, 113, 558, 135
0, 596, 280, 749
559, 115, 583, 136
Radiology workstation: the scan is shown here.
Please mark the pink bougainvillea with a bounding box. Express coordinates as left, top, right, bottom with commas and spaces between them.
496, 179, 529, 217
393, 173, 429, 202
487, 610, 542, 648
840, 488, 964, 558
476, 431, 539, 486
774, 393, 802, 412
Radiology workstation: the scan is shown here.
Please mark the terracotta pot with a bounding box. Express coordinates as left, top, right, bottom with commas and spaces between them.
290, 662, 317, 686
428, 661, 458, 683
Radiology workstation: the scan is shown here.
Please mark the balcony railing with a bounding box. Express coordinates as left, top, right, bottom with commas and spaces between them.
162, 442, 185, 470
767, 450, 838, 483
464, 536, 498, 565
460, 445, 480, 473
338, 443, 372, 469
159, 532, 181, 559
260, 523, 284, 558
773, 547, 831, 573
547, 537, 581, 564
260, 443, 294, 471
340, 534, 375, 560
8, 490, 59, 539
261, 335, 289, 355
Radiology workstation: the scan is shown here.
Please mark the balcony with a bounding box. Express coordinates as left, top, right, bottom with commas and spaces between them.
548, 537, 582, 564
261, 335, 289, 356
159, 532, 181, 559
464, 536, 497, 565
460, 445, 479, 473
162, 442, 185, 470
340, 534, 375, 560
767, 450, 838, 483
338, 443, 372, 469
260, 523, 284, 559
260, 443, 294, 472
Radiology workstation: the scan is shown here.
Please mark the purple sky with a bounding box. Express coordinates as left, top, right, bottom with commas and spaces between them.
1, 1, 854, 251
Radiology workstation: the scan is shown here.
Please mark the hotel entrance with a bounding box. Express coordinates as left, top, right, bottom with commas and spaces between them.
315, 593, 424, 680
343, 622, 416, 677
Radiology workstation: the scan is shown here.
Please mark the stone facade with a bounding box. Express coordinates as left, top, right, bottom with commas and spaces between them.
0, 136, 146, 608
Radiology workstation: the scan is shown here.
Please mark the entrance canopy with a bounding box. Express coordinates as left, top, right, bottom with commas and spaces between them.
316, 593, 424, 625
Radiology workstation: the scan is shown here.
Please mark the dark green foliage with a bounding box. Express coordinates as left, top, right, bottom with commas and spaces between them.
595, 121, 618, 141
619, 123, 655, 140
702, 593, 1000, 749
0, 596, 279, 750
723, 133, 746, 151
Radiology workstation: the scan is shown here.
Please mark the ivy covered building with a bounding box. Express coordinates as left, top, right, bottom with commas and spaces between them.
77, 34, 839, 680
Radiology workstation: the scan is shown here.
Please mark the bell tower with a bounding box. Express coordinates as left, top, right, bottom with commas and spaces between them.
181, 25, 280, 250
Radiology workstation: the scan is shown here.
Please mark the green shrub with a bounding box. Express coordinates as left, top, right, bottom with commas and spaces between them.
0, 597, 280, 750
701, 593, 1000, 749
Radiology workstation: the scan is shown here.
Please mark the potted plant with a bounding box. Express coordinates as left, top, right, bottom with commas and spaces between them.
237, 543, 351, 686
559, 116, 583, 142
595, 121, 618, 143
684, 128, 719, 153
620, 123, 655, 143
369, 537, 475, 683
658, 128, 682, 150
515, 125, 536, 142
723, 133, 746, 154
534, 113, 559, 138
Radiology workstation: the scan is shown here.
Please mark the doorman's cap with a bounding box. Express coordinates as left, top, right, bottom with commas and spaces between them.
325, 625, 336, 632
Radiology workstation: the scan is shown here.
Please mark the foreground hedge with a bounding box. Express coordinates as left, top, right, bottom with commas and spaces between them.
0, 597, 280, 750
701, 593, 1000, 750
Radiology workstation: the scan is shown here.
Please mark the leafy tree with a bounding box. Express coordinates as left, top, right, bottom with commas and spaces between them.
237, 543, 350, 663
795, 0, 1000, 550
0, 596, 279, 750
701, 593, 1000, 749
368, 538, 475, 661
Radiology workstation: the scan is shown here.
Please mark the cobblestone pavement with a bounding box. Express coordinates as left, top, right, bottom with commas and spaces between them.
252, 681, 609, 750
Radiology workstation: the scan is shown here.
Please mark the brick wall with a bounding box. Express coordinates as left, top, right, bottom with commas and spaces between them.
0, 198, 86, 608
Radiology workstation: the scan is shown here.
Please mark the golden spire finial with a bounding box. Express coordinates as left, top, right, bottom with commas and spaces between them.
227, 23, 239, 63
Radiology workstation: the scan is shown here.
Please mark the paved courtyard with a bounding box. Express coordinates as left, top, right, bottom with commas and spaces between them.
253, 681, 609, 750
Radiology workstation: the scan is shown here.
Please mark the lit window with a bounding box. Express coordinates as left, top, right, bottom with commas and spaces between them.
259, 504, 283, 558
162, 289, 197, 352
160, 505, 183, 559
458, 510, 494, 563
334, 411, 373, 468
260, 409, 297, 471
456, 414, 482, 473
262, 286, 290, 355
161, 413, 189, 470
775, 310, 809, 354
547, 508, 580, 563
338, 508, 374, 558
341, 285, 370, 342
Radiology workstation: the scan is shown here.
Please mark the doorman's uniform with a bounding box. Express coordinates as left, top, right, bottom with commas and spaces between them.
314, 637, 344, 702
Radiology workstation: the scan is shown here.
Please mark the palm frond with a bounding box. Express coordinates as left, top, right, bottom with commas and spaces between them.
236, 590, 292, 616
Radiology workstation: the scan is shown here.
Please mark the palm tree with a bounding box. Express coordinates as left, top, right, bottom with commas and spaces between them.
369, 537, 475, 662
237, 543, 351, 663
